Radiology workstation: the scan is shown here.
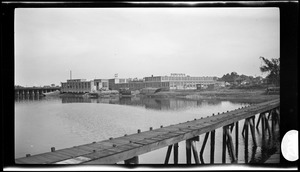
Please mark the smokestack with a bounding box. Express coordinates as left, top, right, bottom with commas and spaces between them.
70, 70, 72, 80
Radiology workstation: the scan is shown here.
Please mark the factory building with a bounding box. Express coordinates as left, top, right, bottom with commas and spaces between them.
61, 79, 109, 93
144, 73, 216, 90
109, 73, 218, 91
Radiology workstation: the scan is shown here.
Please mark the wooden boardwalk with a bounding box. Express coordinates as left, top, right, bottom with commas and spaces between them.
15, 98, 280, 164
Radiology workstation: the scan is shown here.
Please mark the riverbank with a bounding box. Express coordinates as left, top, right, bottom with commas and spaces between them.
57, 88, 279, 104
152, 88, 279, 103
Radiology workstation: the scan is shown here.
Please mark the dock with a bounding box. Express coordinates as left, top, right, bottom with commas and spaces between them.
15, 98, 280, 164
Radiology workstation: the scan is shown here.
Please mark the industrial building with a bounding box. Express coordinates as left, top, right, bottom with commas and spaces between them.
61, 73, 223, 93
61, 79, 109, 93
109, 73, 222, 91
144, 73, 216, 90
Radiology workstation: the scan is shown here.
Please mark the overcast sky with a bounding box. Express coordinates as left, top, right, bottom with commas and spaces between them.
15, 8, 279, 86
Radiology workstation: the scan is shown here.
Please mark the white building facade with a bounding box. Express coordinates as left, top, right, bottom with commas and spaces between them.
61, 79, 109, 93
144, 73, 216, 90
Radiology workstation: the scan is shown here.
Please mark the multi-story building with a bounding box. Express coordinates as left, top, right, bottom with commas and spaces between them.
109, 73, 218, 91
61, 73, 221, 93
94, 79, 109, 91
61, 79, 109, 93
144, 73, 216, 90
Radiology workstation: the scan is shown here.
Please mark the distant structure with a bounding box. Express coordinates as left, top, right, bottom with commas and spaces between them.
109, 73, 222, 91
60, 79, 109, 93
60, 73, 224, 93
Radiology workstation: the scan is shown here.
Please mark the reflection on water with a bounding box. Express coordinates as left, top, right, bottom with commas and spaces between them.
60, 96, 223, 111
14, 95, 279, 164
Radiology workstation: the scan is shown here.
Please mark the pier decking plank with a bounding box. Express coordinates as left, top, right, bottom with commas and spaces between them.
15, 98, 279, 164
56, 147, 92, 158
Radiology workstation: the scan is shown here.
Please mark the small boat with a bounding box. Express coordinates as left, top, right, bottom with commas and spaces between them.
42, 90, 60, 96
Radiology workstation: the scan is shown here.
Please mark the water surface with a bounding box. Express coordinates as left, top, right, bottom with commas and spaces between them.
15, 95, 280, 164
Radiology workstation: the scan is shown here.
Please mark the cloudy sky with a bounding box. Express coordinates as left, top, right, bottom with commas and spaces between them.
15, 8, 279, 86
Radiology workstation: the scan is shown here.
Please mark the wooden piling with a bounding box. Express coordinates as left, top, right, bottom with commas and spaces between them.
271, 110, 276, 135
191, 141, 200, 164
235, 121, 239, 159
242, 122, 246, 137
174, 143, 178, 164
249, 117, 257, 147
186, 139, 192, 164
244, 119, 249, 163
262, 113, 265, 139
225, 126, 236, 163
230, 123, 234, 132
264, 113, 272, 137
164, 145, 173, 164
210, 130, 215, 164
256, 113, 262, 129
200, 132, 209, 163
222, 126, 226, 164
276, 107, 280, 125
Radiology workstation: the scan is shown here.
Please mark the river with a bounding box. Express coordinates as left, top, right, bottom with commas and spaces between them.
14, 95, 280, 164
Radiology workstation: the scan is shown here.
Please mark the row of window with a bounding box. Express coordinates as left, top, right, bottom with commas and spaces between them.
62, 82, 91, 90
169, 81, 213, 85
162, 76, 214, 81
115, 82, 170, 89
144, 77, 161, 82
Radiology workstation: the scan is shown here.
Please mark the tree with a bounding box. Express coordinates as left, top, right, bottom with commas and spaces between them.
259, 56, 280, 86
220, 72, 239, 83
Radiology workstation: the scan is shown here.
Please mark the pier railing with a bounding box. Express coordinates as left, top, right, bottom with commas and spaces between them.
15, 98, 280, 164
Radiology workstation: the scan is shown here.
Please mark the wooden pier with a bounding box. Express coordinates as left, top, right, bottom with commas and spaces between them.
15, 98, 280, 164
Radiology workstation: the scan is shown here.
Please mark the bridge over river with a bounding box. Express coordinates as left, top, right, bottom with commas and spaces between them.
15, 98, 280, 164
15, 87, 60, 97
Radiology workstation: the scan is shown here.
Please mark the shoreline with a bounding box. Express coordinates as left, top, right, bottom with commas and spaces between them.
151, 88, 279, 103
57, 88, 279, 104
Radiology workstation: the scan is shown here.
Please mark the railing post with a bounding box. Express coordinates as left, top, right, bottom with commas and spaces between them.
51, 147, 55, 152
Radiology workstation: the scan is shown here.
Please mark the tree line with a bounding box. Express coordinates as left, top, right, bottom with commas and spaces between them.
218, 57, 280, 87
